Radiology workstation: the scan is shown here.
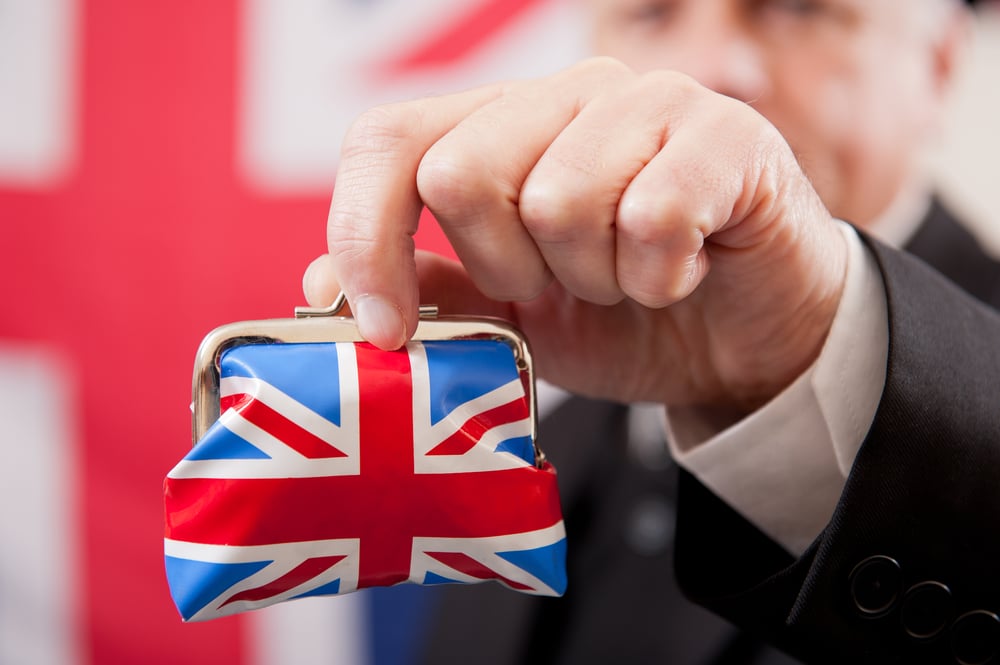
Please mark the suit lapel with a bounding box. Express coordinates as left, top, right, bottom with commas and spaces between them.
904, 198, 1000, 308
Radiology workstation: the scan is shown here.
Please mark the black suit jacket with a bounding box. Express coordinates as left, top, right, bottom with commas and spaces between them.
677, 201, 1000, 664
415, 200, 1000, 664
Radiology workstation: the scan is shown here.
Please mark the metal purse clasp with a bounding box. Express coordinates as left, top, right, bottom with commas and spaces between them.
191, 293, 539, 463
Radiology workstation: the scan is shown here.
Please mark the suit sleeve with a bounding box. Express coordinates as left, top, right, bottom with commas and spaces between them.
673, 236, 1000, 665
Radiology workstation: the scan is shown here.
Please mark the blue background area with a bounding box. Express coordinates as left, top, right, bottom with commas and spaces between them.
368, 585, 442, 665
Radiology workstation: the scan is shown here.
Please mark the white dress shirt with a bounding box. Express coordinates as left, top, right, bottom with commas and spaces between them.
662, 178, 939, 555
665, 222, 889, 555
536, 186, 930, 556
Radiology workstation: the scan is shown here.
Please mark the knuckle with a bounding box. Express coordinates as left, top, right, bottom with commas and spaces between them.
638, 68, 698, 94
554, 56, 635, 97
415, 148, 477, 214
519, 182, 575, 243
617, 191, 713, 245
630, 69, 704, 114
616, 192, 675, 242
572, 55, 633, 82
616, 194, 709, 308
568, 55, 636, 90
341, 103, 420, 161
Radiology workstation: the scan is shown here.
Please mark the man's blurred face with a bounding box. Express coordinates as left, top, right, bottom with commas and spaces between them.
588, 0, 962, 226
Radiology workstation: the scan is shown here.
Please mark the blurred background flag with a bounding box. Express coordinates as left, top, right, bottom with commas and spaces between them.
0, 0, 997, 664
0, 1, 583, 663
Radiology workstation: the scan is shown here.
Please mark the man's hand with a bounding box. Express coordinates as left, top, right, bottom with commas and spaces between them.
303, 57, 846, 412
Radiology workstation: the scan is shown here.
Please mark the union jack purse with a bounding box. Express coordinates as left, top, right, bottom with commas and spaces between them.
163, 294, 567, 622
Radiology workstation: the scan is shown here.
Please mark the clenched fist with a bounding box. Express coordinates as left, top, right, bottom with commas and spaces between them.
304, 57, 846, 413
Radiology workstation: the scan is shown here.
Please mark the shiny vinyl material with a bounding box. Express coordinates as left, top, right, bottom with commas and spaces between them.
164, 318, 566, 622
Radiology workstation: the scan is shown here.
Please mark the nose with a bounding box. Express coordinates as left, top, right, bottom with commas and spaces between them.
671, 5, 768, 103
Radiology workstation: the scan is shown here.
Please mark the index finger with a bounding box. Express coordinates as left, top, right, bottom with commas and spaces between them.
328, 84, 505, 349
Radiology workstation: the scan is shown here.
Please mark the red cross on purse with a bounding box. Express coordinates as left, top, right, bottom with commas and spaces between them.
163, 294, 567, 622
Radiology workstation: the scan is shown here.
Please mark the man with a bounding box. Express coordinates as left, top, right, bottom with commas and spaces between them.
304, 1, 1000, 663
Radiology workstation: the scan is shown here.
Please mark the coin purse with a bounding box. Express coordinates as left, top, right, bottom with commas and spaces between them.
163, 295, 566, 622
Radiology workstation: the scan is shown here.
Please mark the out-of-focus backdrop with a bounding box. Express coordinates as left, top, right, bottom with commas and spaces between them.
0, 1, 996, 664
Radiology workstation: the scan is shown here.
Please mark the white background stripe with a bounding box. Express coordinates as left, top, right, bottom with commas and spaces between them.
248, 594, 370, 665
0, 345, 82, 665
0, 0, 76, 186
238, 0, 588, 192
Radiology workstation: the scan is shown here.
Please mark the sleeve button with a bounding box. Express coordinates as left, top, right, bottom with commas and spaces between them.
951, 610, 1000, 665
900, 581, 953, 640
849, 555, 902, 618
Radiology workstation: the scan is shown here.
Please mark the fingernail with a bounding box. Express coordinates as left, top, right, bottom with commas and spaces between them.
354, 295, 406, 349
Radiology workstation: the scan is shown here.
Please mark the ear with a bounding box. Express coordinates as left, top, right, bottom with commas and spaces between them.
928, 4, 974, 99
914, 3, 973, 138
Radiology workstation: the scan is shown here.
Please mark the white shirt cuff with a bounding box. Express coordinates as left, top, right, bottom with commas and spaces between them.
665, 222, 888, 555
